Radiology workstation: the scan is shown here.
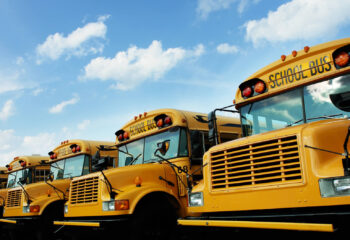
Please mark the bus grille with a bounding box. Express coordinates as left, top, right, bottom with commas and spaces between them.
6, 189, 22, 207
70, 176, 99, 204
210, 135, 302, 190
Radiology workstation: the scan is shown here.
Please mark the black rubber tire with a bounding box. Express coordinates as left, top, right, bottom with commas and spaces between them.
129, 201, 177, 240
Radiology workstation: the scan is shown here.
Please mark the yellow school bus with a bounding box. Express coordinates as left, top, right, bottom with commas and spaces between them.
0, 167, 7, 189
1, 140, 117, 239
54, 109, 241, 238
0, 167, 8, 217
0, 156, 49, 220
178, 38, 350, 233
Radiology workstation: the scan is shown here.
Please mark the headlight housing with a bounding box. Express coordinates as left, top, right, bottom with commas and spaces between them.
102, 200, 129, 211
319, 176, 350, 197
23, 206, 30, 213
102, 200, 115, 211
188, 192, 204, 207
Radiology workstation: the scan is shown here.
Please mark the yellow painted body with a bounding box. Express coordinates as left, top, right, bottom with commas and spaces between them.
190, 119, 350, 213
0, 166, 7, 189
182, 38, 350, 232
0, 167, 8, 208
177, 219, 334, 232
2, 155, 50, 217
59, 109, 241, 224
2, 140, 117, 219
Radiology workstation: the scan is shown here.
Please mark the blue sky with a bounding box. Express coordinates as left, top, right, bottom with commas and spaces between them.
1, 0, 350, 165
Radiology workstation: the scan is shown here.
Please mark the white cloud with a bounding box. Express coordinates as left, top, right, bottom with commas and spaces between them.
81, 40, 203, 90
32, 88, 44, 96
196, 0, 257, 19
244, 0, 350, 46
192, 44, 206, 57
0, 100, 14, 121
77, 120, 91, 130
217, 43, 239, 54
36, 15, 109, 63
0, 129, 58, 166
49, 95, 80, 114
197, 0, 236, 19
16, 56, 24, 65
0, 71, 24, 94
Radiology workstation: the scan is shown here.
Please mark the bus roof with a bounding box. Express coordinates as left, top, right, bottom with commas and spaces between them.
6, 155, 50, 173
0, 166, 7, 174
235, 37, 350, 107
117, 108, 241, 143
49, 139, 116, 162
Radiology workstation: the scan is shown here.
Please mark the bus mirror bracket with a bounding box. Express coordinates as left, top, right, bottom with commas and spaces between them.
343, 126, 350, 176
305, 126, 350, 176
208, 104, 238, 147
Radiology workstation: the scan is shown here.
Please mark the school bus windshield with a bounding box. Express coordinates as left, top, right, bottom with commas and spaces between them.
7, 169, 31, 188
118, 127, 188, 167
241, 74, 350, 136
51, 154, 90, 180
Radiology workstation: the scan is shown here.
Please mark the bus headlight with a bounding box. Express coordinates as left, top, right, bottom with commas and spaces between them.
23, 206, 30, 213
102, 200, 129, 211
319, 176, 350, 197
64, 205, 68, 214
188, 192, 204, 207
102, 200, 115, 211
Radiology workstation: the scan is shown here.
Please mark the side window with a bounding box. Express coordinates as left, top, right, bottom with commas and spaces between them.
179, 128, 189, 157
219, 132, 240, 143
190, 131, 209, 162
35, 168, 49, 182
82, 156, 90, 175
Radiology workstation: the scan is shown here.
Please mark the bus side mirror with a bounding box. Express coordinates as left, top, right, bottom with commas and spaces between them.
19, 177, 27, 185
156, 140, 170, 156
208, 111, 218, 147
330, 92, 350, 112
47, 172, 54, 182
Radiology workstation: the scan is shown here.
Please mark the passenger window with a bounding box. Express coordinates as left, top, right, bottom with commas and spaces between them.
190, 131, 209, 164
219, 132, 239, 143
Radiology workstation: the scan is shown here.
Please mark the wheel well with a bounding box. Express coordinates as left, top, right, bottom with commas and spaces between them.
41, 200, 65, 220
134, 191, 181, 217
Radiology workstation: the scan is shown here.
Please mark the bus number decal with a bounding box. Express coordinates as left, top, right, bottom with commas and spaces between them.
130, 119, 157, 136
269, 55, 332, 89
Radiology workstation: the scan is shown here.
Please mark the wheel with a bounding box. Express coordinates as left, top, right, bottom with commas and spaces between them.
129, 201, 177, 240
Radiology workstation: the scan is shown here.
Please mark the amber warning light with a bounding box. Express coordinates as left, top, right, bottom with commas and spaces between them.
335, 51, 350, 67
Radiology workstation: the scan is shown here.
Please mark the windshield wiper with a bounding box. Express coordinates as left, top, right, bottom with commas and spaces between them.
18, 182, 32, 205
127, 154, 142, 166
44, 173, 66, 200
286, 113, 346, 127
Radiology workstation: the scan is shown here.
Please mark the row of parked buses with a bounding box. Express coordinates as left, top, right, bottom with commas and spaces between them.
1, 38, 350, 239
